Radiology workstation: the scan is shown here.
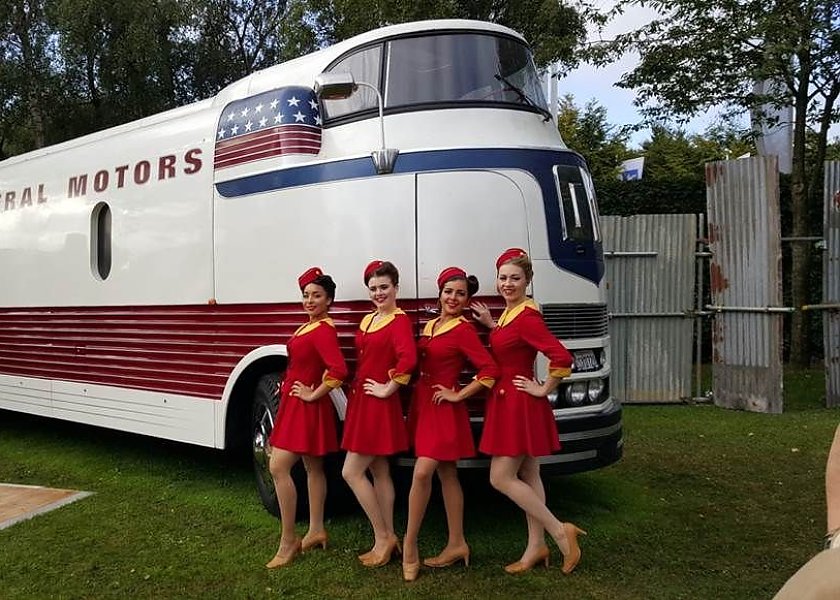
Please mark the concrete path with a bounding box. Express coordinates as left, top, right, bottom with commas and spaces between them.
0, 483, 91, 530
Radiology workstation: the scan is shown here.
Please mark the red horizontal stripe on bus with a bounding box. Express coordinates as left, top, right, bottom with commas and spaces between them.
214, 134, 322, 162
214, 147, 321, 169
215, 125, 321, 150
0, 300, 503, 400
0, 301, 381, 399
213, 144, 321, 169
215, 128, 322, 151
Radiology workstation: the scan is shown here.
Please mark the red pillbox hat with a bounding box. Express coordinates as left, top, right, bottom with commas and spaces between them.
495, 247, 528, 270
364, 260, 384, 281
298, 266, 323, 289
437, 266, 467, 290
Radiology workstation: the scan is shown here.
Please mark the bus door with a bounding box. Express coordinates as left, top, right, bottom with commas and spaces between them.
415, 170, 529, 313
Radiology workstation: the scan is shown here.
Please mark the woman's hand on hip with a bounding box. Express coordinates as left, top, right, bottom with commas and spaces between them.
363, 378, 393, 398
512, 376, 547, 398
290, 381, 316, 402
432, 385, 461, 404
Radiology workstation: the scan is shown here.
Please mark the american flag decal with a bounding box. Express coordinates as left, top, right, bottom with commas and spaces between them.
214, 86, 322, 170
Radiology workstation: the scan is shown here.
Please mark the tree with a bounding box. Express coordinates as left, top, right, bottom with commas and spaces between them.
587, 0, 840, 366
556, 94, 631, 184
51, 0, 189, 134
594, 123, 755, 216
306, 0, 587, 68
184, 0, 318, 101
0, 0, 56, 153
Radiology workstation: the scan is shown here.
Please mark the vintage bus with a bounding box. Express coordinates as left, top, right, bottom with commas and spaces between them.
0, 19, 622, 512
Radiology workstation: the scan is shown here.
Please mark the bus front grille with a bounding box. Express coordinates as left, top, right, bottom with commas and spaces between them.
541, 303, 609, 340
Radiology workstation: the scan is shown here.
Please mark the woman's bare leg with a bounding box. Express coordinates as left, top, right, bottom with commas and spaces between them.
368, 456, 397, 537
489, 455, 570, 554
342, 452, 391, 553
301, 455, 326, 537
269, 447, 301, 548
403, 457, 438, 564
436, 461, 468, 551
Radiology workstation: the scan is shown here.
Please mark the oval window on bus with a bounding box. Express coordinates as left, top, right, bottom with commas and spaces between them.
90, 202, 112, 280
321, 43, 383, 120
553, 165, 601, 242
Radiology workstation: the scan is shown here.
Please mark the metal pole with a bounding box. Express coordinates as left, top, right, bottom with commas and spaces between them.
356, 81, 386, 151
696, 213, 704, 402
704, 305, 796, 314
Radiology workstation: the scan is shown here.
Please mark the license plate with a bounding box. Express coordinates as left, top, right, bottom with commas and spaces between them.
573, 350, 598, 372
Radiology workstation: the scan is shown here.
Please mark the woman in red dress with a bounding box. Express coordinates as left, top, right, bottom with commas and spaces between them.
474, 248, 587, 575
266, 267, 348, 568
341, 260, 417, 568
401, 267, 499, 582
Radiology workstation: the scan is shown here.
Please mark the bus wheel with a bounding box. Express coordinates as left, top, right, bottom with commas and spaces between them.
252, 373, 281, 517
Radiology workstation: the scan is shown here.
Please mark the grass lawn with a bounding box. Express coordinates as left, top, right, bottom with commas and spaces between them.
0, 366, 836, 599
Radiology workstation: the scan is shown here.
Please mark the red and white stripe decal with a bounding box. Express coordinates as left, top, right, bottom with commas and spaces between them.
0, 298, 504, 400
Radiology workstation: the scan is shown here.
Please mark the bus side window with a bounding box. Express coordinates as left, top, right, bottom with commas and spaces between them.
553, 165, 600, 243
91, 202, 112, 280
322, 44, 383, 120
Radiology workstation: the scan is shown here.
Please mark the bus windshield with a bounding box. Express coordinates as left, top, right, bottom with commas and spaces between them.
323, 33, 548, 121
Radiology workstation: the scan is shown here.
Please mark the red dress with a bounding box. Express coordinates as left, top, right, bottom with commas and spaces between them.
269, 318, 348, 456
408, 317, 499, 461
479, 300, 573, 457
341, 309, 417, 455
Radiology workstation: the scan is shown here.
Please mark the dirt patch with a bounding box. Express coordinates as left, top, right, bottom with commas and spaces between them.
0, 483, 91, 530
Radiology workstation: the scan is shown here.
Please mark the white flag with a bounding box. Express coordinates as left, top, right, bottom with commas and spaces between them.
752, 79, 793, 174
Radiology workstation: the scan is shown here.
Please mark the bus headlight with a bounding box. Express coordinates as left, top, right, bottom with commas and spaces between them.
547, 390, 560, 407
565, 382, 587, 406
588, 378, 605, 402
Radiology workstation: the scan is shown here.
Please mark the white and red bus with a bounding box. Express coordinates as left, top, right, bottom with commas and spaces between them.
0, 19, 621, 512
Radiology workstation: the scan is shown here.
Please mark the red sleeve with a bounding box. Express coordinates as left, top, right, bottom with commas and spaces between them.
388, 314, 417, 385
458, 322, 499, 388
519, 308, 573, 378
316, 324, 348, 388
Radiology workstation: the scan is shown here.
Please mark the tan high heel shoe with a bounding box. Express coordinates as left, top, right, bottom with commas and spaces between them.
361, 536, 401, 568
265, 537, 302, 569
301, 530, 328, 552
402, 560, 421, 582
423, 544, 471, 568
560, 522, 587, 575
504, 545, 550, 574
358, 535, 400, 564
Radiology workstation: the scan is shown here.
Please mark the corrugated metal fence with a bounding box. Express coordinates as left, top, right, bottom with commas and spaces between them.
705, 157, 784, 413
825, 162, 840, 407
602, 214, 697, 403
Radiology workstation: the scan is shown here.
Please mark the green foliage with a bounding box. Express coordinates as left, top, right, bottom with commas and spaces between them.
182, 0, 318, 102
50, 0, 187, 134
306, 0, 587, 68
556, 94, 631, 183
555, 94, 757, 216
0, 0, 59, 153
585, 0, 840, 364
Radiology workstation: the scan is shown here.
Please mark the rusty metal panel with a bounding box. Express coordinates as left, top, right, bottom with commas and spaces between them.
706, 157, 783, 413
602, 214, 696, 403
825, 162, 840, 407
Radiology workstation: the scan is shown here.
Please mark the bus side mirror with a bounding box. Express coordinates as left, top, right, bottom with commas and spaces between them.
313, 71, 399, 175
314, 73, 357, 100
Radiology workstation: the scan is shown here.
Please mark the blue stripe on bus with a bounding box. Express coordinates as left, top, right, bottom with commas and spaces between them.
214, 148, 604, 284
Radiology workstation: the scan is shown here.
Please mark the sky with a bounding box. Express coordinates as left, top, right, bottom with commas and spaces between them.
554, 3, 727, 148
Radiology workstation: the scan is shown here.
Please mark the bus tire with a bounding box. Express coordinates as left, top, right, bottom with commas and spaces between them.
251, 373, 309, 518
